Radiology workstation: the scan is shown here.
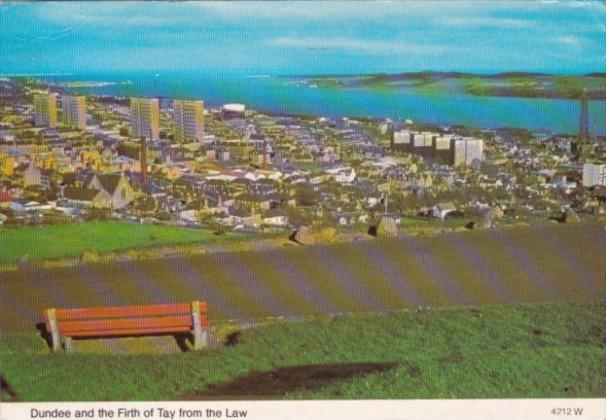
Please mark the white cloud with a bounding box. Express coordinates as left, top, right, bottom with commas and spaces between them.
267, 37, 449, 55
553, 35, 586, 46
438, 17, 535, 28
565, 0, 606, 9
556, 36, 580, 45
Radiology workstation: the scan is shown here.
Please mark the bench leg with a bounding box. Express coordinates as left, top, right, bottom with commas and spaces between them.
191, 301, 207, 350
64, 337, 74, 353
50, 332, 61, 352
192, 328, 208, 350
47, 309, 61, 352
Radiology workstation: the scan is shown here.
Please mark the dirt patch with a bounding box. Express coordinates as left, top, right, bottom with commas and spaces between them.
532, 328, 544, 335
180, 362, 397, 399
406, 364, 421, 378
224, 331, 242, 347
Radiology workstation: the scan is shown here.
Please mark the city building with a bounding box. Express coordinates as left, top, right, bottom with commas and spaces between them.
130, 98, 160, 141
392, 129, 412, 152
62, 95, 87, 129
412, 132, 434, 159
221, 103, 246, 120
452, 138, 484, 167
33, 93, 58, 128
432, 135, 454, 164
173, 99, 204, 143
582, 163, 606, 187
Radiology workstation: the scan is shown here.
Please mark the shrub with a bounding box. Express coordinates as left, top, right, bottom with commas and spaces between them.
80, 250, 100, 263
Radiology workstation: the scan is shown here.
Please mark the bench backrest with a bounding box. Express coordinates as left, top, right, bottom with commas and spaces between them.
44, 301, 208, 338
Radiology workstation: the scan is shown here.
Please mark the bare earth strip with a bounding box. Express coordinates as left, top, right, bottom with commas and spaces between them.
259, 249, 341, 314
341, 241, 427, 308
441, 233, 517, 303
398, 237, 474, 305
0, 223, 604, 333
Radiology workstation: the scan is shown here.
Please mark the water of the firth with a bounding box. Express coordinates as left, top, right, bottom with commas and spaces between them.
44, 70, 606, 135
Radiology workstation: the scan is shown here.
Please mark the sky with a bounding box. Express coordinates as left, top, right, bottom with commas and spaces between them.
1, 1, 605, 75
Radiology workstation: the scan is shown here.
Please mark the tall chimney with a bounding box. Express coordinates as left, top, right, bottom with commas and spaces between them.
140, 136, 148, 185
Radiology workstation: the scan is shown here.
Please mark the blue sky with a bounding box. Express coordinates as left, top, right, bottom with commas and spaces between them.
1, 1, 605, 75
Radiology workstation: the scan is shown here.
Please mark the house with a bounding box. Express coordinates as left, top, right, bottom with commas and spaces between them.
10, 198, 50, 213
179, 196, 229, 224
237, 192, 286, 211
325, 166, 356, 184
23, 163, 42, 186
0, 187, 13, 207
432, 202, 457, 219
83, 173, 137, 209
219, 208, 262, 228
262, 209, 289, 227
332, 211, 362, 226
63, 187, 112, 208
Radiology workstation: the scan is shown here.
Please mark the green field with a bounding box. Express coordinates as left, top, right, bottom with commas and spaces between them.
0, 222, 236, 264
1, 301, 604, 401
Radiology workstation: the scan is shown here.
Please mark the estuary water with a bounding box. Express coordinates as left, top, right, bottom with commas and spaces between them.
45, 71, 606, 135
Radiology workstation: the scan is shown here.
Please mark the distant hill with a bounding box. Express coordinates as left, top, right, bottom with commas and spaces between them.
294, 71, 606, 99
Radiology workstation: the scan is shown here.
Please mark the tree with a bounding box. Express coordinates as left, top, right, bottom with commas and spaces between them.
132, 194, 156, 215
294, 184, 318, 206
195, 209, 213, 226
23, 185, 51, 203
84, 207, 111, 221
284, 206, 312, 227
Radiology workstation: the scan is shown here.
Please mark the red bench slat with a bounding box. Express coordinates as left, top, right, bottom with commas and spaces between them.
44, 303, 197, 321
45, 314, 208, 332
57, 315, 194, 335
63, 326, 193, 337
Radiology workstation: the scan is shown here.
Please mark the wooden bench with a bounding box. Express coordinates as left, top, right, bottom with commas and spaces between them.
43, 301, 208, 352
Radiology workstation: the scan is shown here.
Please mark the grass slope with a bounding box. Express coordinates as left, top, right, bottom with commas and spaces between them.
1, 301, 604, 401
0, 222, 235, 263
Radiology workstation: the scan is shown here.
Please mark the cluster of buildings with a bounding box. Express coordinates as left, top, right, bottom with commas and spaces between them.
33, 92, 206, 145
33, 93, 87, 129
391, 128, 484, 167
0, 77, 604, 233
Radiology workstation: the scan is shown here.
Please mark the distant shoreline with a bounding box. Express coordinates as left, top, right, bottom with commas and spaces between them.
286, 71, 606, 100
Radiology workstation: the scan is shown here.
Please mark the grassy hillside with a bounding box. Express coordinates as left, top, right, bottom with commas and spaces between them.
0, 221, 239, 264
1, 301, 604, 401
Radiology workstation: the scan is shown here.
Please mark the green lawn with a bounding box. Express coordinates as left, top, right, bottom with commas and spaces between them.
0, 221, 234, 263
1, 301, 604, 401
